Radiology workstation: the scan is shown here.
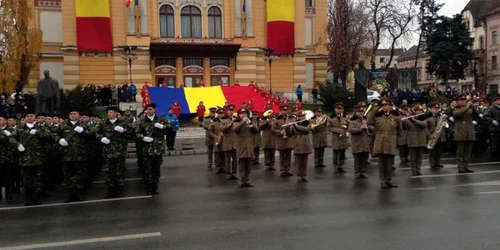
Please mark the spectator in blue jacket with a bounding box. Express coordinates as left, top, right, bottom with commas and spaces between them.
130, 83, 137, 102
164, 108, 179, 150
296, 85, 303, 103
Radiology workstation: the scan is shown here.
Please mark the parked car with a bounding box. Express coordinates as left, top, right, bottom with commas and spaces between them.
367, 90, 381, 103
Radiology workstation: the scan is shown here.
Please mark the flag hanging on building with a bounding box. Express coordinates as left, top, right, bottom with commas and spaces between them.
75, 0, 113, 52
126, 0, 131, 7
266, 0, 295, 54
242, 0, 246, 12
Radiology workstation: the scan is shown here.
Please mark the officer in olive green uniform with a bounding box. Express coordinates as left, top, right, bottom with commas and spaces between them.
368, 98, 400, 189
291, 110, 313, 182
260, 109, 276, 171
272, 104, 295, 177
221, 104, 238, 180
311, 107, 328, 168
233, 108, 259, 187
203, 107, 217, 169
209, 107, 226, 174
96, 106, 132, 198
427, 102, 447, 168
488, 96, 500, 160
135, 103, 172, 195
348, 105, 375, 179
404, 104, 428, 176
252, 110, 263, 165
397, 104, 410, 163
328, 102, 349, 173
452, 94, 478, 173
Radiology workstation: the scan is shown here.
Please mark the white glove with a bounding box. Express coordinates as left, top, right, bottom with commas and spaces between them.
472, 121, 477, 126
59, 139, 69, 147
142, 136, 154, 143
3, 130, 12, 137
448, 117, 455, 122
114, 126, 124, 133
100, 138, 111, 144
74, 126, 84, 133
17, 144, 25, 152
154, 122, 165, 129
493, 120, 499, 127
29, 129, 37, 135
479, 113, 484, 118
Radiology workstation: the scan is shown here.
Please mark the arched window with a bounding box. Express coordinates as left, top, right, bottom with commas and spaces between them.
159, 5, 175, 38
208, 7, 222, 38
181, 6, 202, 38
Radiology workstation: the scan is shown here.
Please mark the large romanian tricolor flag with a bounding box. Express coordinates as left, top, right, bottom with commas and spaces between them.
267, 0, 295, 54
75, 0, 113, 52
148, 86, 280, 116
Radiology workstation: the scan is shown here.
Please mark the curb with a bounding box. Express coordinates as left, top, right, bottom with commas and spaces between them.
127, 148, 208, 158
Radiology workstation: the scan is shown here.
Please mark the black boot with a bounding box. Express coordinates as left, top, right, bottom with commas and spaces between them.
74, 188, 84, 202
32, 190, 42, 205
104, 186, 114, 199
116, 186, 124, 198
24, 188, 33, 206
65, 188, 74, 203
152, 183, 159, 195
146, 183, 153, 195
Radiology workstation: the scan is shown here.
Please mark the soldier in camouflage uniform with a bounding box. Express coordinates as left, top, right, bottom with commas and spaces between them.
15, 111, 50, 205
7, 116, 21, 194
135, 103, 172, 195
135, 112, 147, 183
0, 113, 17, 200
96, 107, 132, 198
488, 96, 500, 160
57, 109, 94, 202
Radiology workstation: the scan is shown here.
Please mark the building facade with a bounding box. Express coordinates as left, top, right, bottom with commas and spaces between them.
485, 2, 500, 94
28, 0, 328, 100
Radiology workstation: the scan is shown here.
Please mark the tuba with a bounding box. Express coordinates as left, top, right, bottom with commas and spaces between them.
427, 114, 449, 149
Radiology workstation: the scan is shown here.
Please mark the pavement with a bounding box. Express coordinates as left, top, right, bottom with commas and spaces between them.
2, 151, 500, 249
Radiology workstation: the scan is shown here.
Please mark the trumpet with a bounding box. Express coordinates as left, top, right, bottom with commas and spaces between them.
401, 113, 425, 120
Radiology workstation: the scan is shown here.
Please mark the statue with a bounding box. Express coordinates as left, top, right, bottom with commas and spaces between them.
36, 70, 60, 114
354, 61, 371, 103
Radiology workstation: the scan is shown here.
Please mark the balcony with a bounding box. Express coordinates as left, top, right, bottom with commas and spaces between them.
474, 49, 486, 59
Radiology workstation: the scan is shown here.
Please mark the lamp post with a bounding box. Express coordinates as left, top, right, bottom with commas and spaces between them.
121, 46, 138, 84
264, 47, 280, 93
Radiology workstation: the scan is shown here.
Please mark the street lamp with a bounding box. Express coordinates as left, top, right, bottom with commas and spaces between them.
121, 46, 138, 84
263, 47, 280, 93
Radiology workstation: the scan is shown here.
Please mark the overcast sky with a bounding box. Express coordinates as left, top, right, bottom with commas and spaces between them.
437, 0, 470, 17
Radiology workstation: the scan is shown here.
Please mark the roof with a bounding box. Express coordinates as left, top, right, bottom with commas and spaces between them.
483, 0, 500, 16
376, 48, 405, 57
396, 45, 426, 62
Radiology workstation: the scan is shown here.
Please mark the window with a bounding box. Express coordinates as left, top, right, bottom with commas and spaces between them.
140, 0, 148, 35
492, 56, 498, 70
184, 58, 203, 67
159, 5, 175, 38
493, 31, 498, 45
210, 58, 229, 67
480, 36, 485, 49
379, 57, 385, 63
128, 0, 148, 35
181, 6, 202, 38
305, 19, 312, 45
155, 58, 176, 67
234, 0, 253, 37
305, 0, 314, 7
208, 7, 222, 38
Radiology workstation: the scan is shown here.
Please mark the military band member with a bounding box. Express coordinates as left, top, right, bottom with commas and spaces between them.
272, 105, 295, 177
398, 104, 410, 163
368, 98, 400, 188
488, 96, 500, 160
233, 108, 259, 187
210, 107, 226, 174
473, 99, 489, 158
311, 107, 328, 168
96, 106, 131, 199
328, 102, 349, 173
261, 109, 276, 171
348, 105, 374, 179
252, 110, 262, 165
452, 94, 477, 173
221, 104, 238, 180
291, 110, 312, 182
135, 103, 172, 195
427, 102, 446, 168
404, 104, 428, 176
203, 107, 217, 169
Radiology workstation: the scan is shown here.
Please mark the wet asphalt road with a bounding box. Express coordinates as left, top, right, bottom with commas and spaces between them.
1, 151, 500, 250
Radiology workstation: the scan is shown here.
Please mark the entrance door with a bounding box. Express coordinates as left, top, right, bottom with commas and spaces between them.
157, 76, 176, 87
184, 76, 203, 87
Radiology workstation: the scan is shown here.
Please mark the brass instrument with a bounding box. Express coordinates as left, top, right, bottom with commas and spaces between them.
311, 115, 328, 129
339, 117, 348, 138
401, 113, 425, 120
363, 104, 374, 118
215, 132, 223, 146
427, 114, 449, 149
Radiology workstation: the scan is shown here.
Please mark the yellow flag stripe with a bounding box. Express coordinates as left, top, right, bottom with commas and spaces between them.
267, 0, 295, 22
75, 0, 110, 18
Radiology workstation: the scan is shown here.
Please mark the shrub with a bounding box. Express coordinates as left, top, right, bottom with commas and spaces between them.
59, 84, 97, 117
318, 81, 356, 112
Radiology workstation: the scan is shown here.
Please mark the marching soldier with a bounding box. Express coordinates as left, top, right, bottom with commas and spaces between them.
135, 103, 172, 195
233, 108, 259, 187
7, 116, 21, 194
445, 101, 457, 156
311, 107, 328, 168
57, 109, 94, 202
135, 112, 147, 183
367, 98, 400, 189
252, 110, 263, 165
96, 107, 132, 199
203, 107, 217, 169
328, 102, 349, 173
0, 113, 17, 200
209, 107, 226, 174
398, 104, 410, 163
261, 109, 276, 171
427, 102, 446, 168
472, 99, 489, 158
488, 96, 500, 160
452, 94, 477, 173
221, 104, 238, 180
404, 104, 428, 176
272, 104, 295, 177
291, 110, 312, 182
348, 105, 374, 179
15, 111, 49, 205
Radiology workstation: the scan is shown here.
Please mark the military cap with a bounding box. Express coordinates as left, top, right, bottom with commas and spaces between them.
106, 106, 121, 113
333, 102, 344, 109
355, 105, 365, 112
313, 106, 322, 112
429, 102, 440, 109
279, 104, 289, 111
399, 104, 409, 109
216, 107, 225, 113
380, 98, 393, 106
0, 113, 7, 119
251, 109, 258, 114
145, 103, 157, 109
36, 113, 46, 118
296, 110, 306, 117
209, 107, 217, 112
454, 94, 467, 101
225, 104, 235, 110
493, 95, 500, 102
25, 110, 36, 115
7, 115, 17, 120
238, 107, 249, 114
413, 104, 423, 111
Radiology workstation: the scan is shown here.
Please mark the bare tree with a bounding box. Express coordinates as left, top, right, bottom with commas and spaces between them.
363, 0, 393, 70
385, 0, 416, 69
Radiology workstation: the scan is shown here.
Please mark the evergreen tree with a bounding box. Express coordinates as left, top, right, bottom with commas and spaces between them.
425, 14, 473, 85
